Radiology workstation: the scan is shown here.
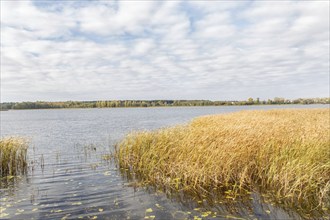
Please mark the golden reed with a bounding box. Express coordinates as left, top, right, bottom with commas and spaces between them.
0, 137, 28, 176
116, 109, 330, 214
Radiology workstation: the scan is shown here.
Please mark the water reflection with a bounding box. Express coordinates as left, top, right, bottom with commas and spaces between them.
118, 168, 306, 220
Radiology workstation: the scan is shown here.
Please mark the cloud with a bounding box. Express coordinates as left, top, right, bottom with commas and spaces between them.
76, 1, 158, 35
1, 0, 329, 102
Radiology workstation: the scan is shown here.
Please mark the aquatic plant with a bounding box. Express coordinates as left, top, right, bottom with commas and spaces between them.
0, 137, 28, 176
115, 109, 330, 214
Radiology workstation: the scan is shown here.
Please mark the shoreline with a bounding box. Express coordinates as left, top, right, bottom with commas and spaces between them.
1, 103, 329, 111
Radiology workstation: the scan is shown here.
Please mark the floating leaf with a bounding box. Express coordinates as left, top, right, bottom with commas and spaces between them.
149, 216, 155, 219
266, 210, 271, 214
103, 171, 111, 176
0, 213, 9, 218
201, 211, 212, 217
155, 204, 162, 209
146, 208, 153, 213
72, 202, 82, 205
90, 216, 97, 219
54, 209, 63, 213
17, 209, 24, 213
61, 214, 71, 220
225, 215, 245, 220
32, 208, 38, 212
98, 208, 103, 212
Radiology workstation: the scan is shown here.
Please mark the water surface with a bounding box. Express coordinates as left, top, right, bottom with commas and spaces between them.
1, 105, 328, 219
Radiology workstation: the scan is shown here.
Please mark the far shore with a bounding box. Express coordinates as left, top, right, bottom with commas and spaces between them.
1, 103, 329, 111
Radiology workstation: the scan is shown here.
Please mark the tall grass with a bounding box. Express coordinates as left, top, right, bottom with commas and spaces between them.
115, 109, 330, 214
0, 137, 28, 176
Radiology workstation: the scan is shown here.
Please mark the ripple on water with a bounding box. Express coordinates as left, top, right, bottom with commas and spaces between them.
2, 106, 328, 219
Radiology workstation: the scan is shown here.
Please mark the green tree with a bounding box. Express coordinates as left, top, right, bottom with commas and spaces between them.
247, 98, 254, 104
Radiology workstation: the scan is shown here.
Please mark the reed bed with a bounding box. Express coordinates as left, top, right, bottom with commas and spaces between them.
115, 109, 330, 213
0, 137, 28, 176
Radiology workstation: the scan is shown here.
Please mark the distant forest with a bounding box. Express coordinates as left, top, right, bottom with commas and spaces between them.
0, 97, 329, 110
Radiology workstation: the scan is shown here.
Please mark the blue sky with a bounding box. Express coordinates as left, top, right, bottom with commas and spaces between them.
1, 0, 329, 102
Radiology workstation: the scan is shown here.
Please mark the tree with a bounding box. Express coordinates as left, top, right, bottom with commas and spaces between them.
274, 97, 285, 104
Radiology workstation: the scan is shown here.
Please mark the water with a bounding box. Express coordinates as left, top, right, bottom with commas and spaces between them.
0, 105, 328, 219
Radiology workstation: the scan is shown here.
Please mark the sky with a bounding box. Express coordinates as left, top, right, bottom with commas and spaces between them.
1, 0, 329, 102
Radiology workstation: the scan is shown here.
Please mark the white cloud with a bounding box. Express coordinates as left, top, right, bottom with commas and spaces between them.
76, 1, 157, 35
1, 1, 75, 38
1, 0, 329, 101
132, 39, 155, 56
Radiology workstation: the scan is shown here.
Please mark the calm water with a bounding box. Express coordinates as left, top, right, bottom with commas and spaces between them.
0, 105, 328, 219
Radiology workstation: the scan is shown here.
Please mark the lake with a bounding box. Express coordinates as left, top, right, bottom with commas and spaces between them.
0, 105, 328, 219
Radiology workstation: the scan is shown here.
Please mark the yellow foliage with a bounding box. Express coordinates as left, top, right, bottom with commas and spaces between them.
116, 109, 330, 213
0, 137, 28, 176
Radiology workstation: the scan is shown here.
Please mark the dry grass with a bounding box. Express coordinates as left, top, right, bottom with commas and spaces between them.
115, 109, 330, 213
0, 137, 28, 176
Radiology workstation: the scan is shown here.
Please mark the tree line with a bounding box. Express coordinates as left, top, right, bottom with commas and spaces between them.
0, 97, 329, 110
